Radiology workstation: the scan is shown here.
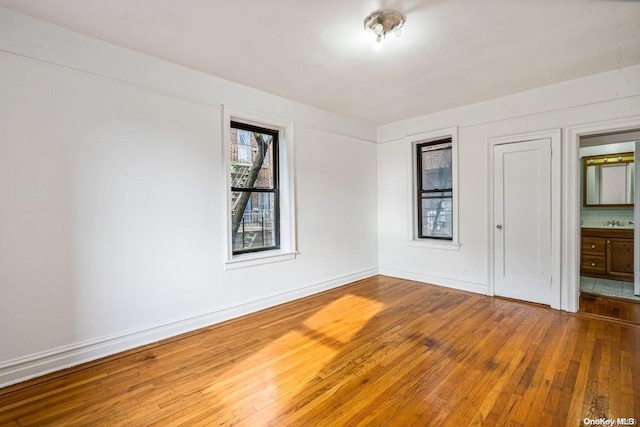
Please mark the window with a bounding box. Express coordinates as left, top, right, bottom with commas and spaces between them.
406, 127, 459, 248
230, 121, 279, 254
223, 106, 297, 268
416, 138, 453, 240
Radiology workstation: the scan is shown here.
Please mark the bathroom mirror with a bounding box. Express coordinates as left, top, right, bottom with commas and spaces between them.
583, 152, 635, 207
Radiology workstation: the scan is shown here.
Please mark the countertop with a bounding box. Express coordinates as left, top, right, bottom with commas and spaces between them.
581, 221, 634, 230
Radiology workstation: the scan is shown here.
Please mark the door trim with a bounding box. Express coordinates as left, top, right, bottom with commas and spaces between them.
488, 129, 562, 309
565, 117, 640, 312
636, 141, 639, 297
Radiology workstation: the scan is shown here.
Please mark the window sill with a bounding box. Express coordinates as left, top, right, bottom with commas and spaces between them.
225, 250, 298, 270
406, 239, 461, 251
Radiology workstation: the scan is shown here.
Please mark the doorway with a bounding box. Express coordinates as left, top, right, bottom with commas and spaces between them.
578, 130, 639, 303
565, 118, 640, 322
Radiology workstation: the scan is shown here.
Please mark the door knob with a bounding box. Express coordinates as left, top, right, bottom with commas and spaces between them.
496, 224, 503, 230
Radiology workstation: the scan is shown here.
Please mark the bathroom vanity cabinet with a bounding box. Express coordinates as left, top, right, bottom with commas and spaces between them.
581, 228, 635, 281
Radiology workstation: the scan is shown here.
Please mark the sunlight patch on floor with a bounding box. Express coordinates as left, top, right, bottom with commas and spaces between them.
303, 294, 385, 343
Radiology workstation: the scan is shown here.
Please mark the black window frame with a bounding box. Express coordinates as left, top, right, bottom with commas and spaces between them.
416, 138, 453, 240
231, 121, 280, 255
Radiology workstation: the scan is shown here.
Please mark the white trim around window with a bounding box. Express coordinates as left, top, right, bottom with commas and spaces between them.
222, 106, 297, 269
405, 126, 461, 250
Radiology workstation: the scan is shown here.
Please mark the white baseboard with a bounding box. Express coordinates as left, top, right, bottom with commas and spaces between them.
0, 267, 378, 389
379, 267, 487, 295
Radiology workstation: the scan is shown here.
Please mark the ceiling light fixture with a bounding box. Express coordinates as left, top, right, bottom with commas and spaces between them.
364, 9, 406, 48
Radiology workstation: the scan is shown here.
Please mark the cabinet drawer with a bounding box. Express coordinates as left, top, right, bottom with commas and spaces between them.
581, 255, 606, 274
581, 237, 606, 256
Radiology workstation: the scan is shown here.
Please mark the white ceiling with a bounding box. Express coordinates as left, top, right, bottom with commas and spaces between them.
1, 0, 638, 125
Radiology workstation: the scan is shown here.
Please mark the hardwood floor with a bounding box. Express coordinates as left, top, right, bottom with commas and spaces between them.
1, 275, 638, 426
580, 291, 640, 325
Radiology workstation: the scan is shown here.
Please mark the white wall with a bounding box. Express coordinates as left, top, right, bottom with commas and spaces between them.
0, 9, 378, 387
377, 65, 640, 302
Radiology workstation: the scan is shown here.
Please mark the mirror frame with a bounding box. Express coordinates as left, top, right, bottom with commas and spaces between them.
582, 152, 635, 207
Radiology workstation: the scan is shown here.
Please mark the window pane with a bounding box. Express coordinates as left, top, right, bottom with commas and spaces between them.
230, 129, 275, 189
232, 191, 277, 252
421, 193, 452, 239
421, 143, 452, 191
237, 129, 252, 163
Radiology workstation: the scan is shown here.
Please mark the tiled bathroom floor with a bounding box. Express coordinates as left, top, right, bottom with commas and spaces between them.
580, 276, 640, 301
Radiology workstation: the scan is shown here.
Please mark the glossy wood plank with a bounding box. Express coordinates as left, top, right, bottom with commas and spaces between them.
1, 275, 638, 426
580, 292, 640, 325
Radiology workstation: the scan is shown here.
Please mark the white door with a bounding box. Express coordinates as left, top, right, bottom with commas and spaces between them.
493, 139, 552, 305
